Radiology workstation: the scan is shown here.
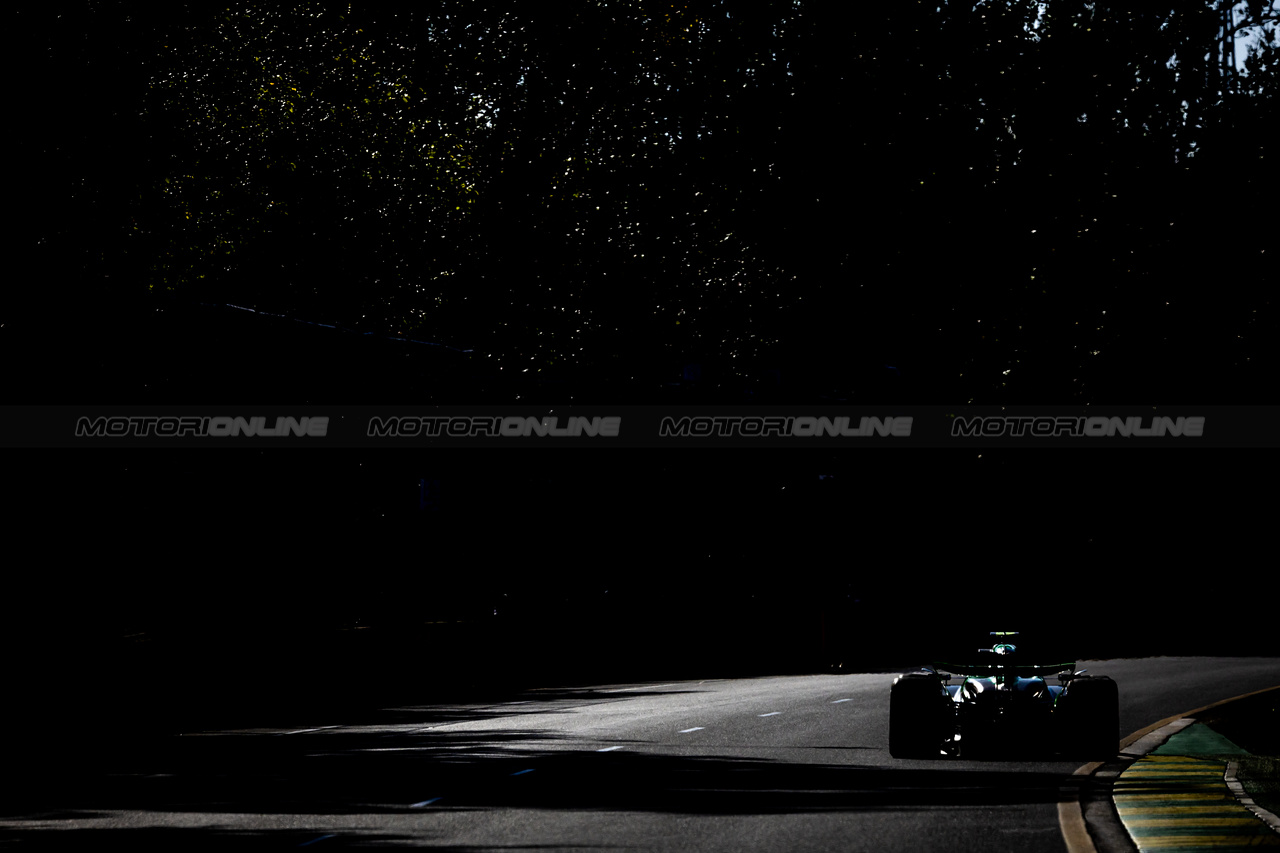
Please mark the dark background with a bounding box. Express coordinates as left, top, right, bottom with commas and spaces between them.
9, 444, 1273, 742
6, 3, 1277, 737
14, 3, 1277, 408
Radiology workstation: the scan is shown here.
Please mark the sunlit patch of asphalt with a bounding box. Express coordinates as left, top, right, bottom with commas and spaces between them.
0, 676, 893, 847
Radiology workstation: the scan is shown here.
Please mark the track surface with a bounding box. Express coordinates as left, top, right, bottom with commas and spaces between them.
3, 657, 1278, 851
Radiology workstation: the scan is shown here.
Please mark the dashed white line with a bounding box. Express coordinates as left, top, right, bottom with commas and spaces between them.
832, 699, 853, 704
679, 727, 705, 733
597, 746, 624, 752
410, 798, 442, 808
758, 712, 782, 717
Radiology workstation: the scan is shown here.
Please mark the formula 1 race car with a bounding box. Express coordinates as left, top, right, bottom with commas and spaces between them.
889, 632, 1118, 759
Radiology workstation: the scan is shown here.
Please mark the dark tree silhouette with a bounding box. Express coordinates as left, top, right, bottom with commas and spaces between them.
16, 1, 1277, 403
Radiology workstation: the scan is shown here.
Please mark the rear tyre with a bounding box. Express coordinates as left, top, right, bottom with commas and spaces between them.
890, 673, 948, 758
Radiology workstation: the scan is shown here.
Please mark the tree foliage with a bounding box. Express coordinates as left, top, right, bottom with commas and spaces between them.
25, 1, 1278, 402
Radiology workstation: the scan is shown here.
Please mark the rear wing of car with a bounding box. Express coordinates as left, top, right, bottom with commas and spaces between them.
933, 661, 1077, 678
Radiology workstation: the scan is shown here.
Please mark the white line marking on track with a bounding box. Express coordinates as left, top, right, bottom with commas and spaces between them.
758, 712, 782, 717
679, 727, 705, 733
832, 699, 853, 703
410, 798, 442, 807
283, 726, 342, 735
597, 746, 624, 752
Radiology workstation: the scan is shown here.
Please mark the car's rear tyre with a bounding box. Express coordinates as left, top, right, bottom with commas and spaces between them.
1059, 675, 1118, 760
890, 673, 948, 758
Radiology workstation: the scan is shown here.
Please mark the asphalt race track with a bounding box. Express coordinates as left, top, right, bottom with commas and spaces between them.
3, 657, 1278, 851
